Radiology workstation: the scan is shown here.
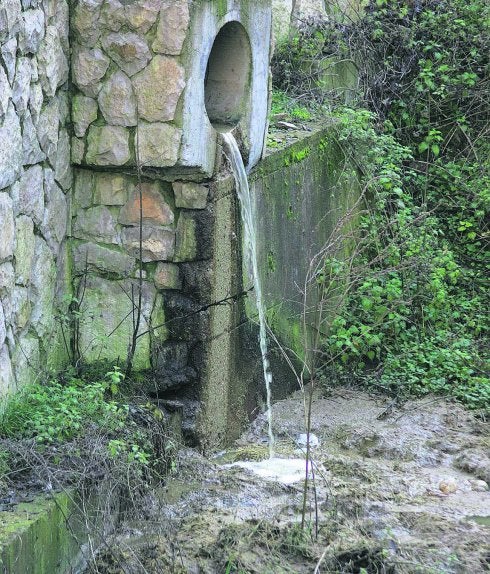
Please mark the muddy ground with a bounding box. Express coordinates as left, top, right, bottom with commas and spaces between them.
87, 388, 490, 574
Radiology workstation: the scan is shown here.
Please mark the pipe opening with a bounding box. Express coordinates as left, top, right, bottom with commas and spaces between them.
204, 21, 252, 132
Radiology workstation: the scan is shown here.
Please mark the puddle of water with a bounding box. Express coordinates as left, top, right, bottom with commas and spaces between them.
467, 515, 490, 527
224, 457, 311, 485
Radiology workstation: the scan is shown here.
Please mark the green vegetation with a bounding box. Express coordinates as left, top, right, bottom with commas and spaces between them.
272, 0, 489, 409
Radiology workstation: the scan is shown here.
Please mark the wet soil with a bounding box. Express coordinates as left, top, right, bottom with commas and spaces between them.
87, 389, 490, 573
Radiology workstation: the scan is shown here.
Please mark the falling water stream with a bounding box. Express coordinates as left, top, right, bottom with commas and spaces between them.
222, 132, 275, 458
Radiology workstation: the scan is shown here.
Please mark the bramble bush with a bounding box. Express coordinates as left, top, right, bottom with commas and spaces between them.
273, 0, 489, 409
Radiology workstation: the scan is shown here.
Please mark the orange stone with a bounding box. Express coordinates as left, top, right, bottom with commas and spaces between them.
118, 182, 174, 226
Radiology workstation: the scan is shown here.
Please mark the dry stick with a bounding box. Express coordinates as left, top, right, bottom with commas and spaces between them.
125, 113, 144, 378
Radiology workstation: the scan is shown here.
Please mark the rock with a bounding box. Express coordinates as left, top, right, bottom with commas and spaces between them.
132, 56, 185, 122
41, 169, 68, 250
101, 32, 151, 77
86, 125, 130, 166
173, 182, 209, 210
14, 215, 35, 285
12, 56, 31, 115
36, 98, 59, 166
19, 7, 45, 54
121, 226, 175, 262
72, 47, 110, 97
0, 303, 5, 347
0, 345, 14, 395
28, 81, 43, 123
11, 164, 44, 224
152, 0, 189, 56
118, 182, 174, 226
0, 102, 23, 189
22, 110, 46, 165
54, 128, 72, 190
10, 286, 30, 330
0, 65, 11, 119
137, 122, 181, 167
154, 262, 181, 290
71, 136, 86, 164
0, 0, 22, 43
0, 263, 14, 296
469, 479, 489, 492
73, 242, 135, 276
0, 193, 15, 261
164, 293, 206, 342
174, 212, 197, 262
1, 37, 17, 82
72, 0, 103, 47
98, 71, 137, 126
93, 173, 128, 206
78, 275, 156, 369
37, 25, 69, 97
72, 94, 98, 138
73, 206, 119, 244
73, 169, 94, 210
439, 478, 458, 494
29, 236, 56, 338
11, 333, 39, 389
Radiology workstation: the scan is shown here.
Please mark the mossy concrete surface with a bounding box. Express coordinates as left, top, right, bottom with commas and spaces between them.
249, 125, 360, 368
0, 490, 90, 574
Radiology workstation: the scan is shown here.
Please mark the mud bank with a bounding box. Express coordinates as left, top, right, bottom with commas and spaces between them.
86, 389, 489, 573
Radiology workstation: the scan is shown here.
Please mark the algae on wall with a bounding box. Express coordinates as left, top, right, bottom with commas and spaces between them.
249, 125, 360, 367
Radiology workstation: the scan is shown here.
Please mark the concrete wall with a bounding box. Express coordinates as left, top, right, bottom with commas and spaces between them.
249, 125, 360, 368
0, 0, 71, 396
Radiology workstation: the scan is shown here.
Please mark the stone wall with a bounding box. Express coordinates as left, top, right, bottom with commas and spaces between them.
0, 0, 71, 396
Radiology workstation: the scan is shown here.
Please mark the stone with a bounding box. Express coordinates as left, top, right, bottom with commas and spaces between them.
173, 181, 209, 209
0, 193, 15, 261
174, 212, 197, 262
0, 345, 14, 395
73, 206, 119, 244
11, 333, 40, 389
22, 110, 46, 165
37, 25, 69, 97
154, 262, 181, 290
1, 37, 17, 82
41, 169, 68, 250
73, 169, 94, 210
11, 286, 30, 330
72, 94, 98, 138
152, 0, 189, 56
12, 56, 31, 115
28, 81, 43, 123
73, 242, 135, 276
71, 136, 86, 164
19, 7, 45, 54
121, 226, 175, 262
72, 0, 103, 47
0, 302, 5, 347
86, 125, 130, 166
14, 215, 35, 285
0, 65, 11, 119
118, 182, 174, 226
72, 47, 110, 97
11, 164, 44, 224
93, 173, 128, 205
54, 128, 72, 190
0, 102, 23, 189
78, 276, 156, 369
98, 71, 137, 126
0, 0, 22, 43
52, 0, 70, 54
132, 56, 185, 122
36, 98, 59, 166
101, 32, 151, 77
0, 263, 14, 296
137, 123, 181, 167
29, 236, 56, 338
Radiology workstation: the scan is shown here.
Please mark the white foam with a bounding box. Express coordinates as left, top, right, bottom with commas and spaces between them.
226, 458, 312, 485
